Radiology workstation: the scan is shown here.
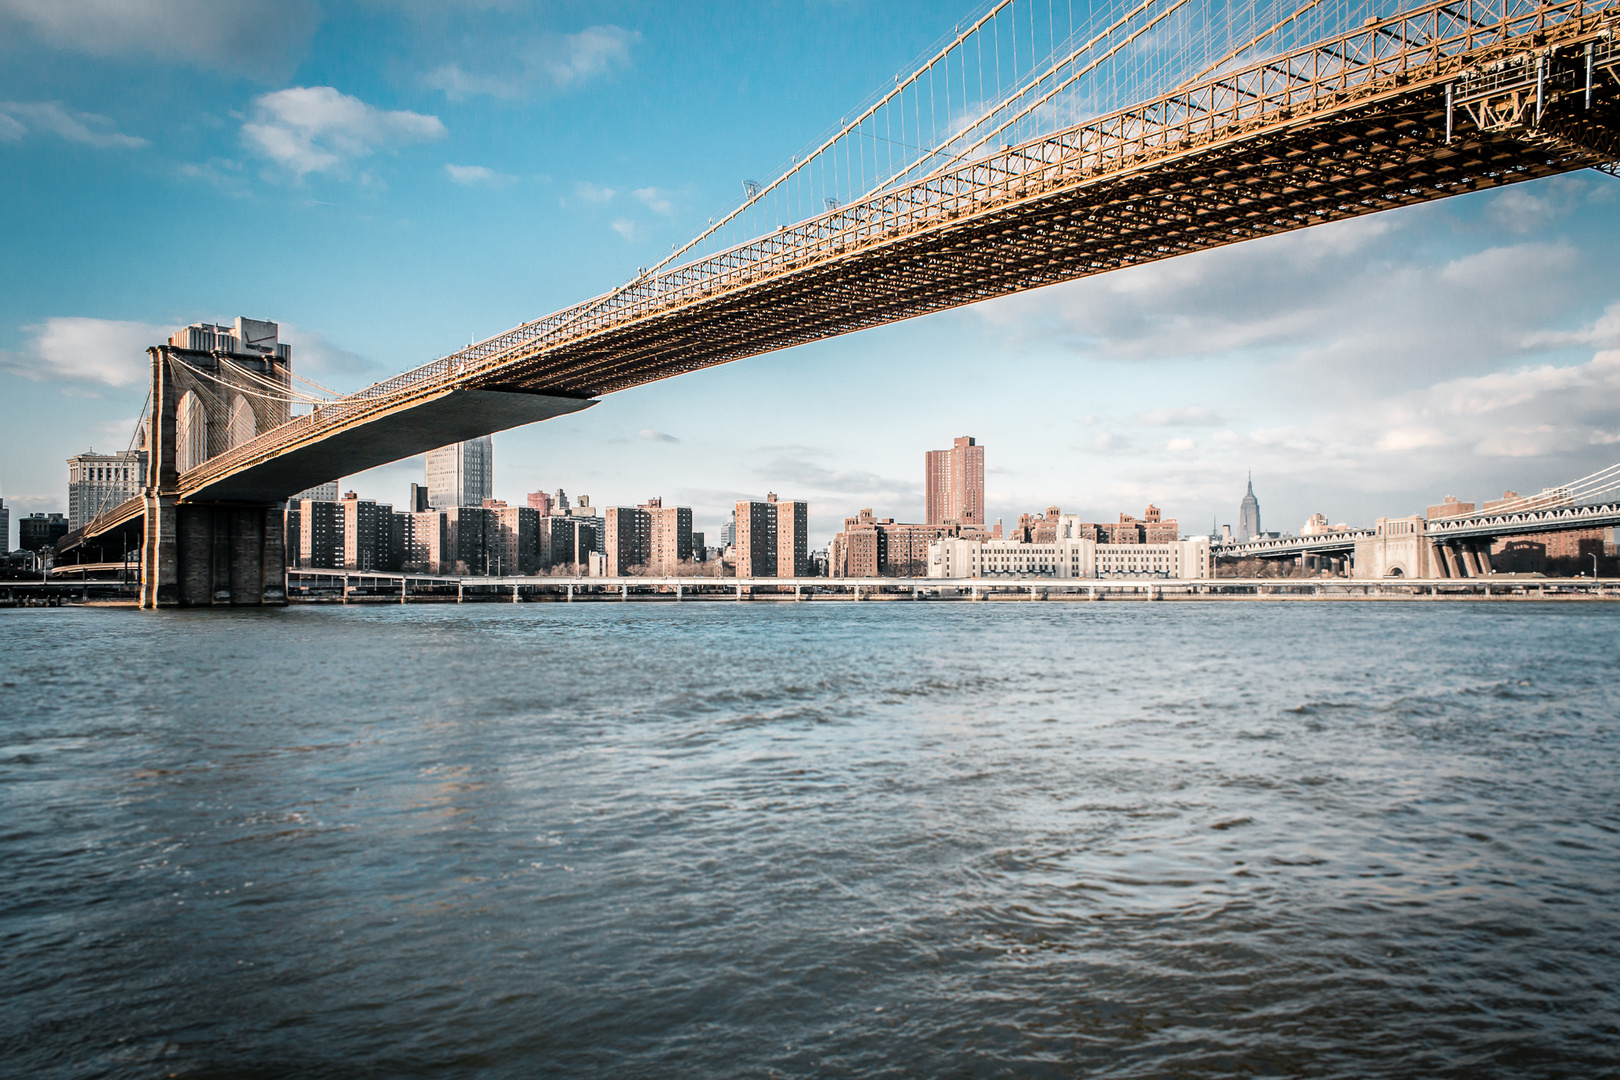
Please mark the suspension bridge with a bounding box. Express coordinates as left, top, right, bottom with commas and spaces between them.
56, 0, 1620, 605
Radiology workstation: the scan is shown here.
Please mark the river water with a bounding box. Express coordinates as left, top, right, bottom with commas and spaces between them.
2, 601, 1617, 1078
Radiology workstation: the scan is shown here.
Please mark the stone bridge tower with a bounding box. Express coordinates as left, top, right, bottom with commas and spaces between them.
140, 318, 293, 608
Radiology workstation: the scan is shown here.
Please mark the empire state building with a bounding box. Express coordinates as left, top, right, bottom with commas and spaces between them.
1237, 475, 1262, 542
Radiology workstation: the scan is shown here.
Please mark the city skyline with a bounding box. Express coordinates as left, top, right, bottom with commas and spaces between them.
2, 3, 1618, 551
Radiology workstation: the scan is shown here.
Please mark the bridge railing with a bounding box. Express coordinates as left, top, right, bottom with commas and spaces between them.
179, 0, 1619, 496
1424, 500, 1620, 536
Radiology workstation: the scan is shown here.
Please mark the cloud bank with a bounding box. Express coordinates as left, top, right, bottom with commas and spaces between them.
426, 25, 637, 100
0, 100, 145, 148
0, 0, 319, 78
0, 317, 168, 388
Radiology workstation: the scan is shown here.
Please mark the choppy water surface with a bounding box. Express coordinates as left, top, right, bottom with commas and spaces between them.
2, 601, 1618, 1078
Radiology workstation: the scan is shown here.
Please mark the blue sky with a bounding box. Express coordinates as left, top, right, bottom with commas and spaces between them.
3, 0, 1619, 550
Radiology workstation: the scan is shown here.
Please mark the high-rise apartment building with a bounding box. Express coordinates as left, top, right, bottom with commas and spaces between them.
527, 490, 553, 516
339, 492, 389, 571
407, 510, 447, 573
735, 498, 778, 576
775, 497, 809, 577
925, 436, 984, 526
340, 492, 376, 571
733, 493, 808, 577
298, 499, 341, 569
604, 506, 652, 575
542, 515, 597, 572
0, 489, 9, 552
490, 506, 540, 575
67, 450, 146, 529
643, 497, 694, 575
443, 506, 490, 574
425, 437, 493, 509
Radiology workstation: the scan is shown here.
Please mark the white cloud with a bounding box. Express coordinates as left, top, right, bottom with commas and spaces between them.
425, 25, 637, 101
1524, 300, 1620, 350
0, 0, 318, 77
538, 25, 635, 87
0, 317, 169, 387
0, 316, 382, 398
574, 181, 615, 203
445, 163, 514, 187
276, 323, 380, 388
638, 429, 678, 443
0, 101, 146, 148
242, 87, 446, 179
634, 186, 673, 215
975, 208, 1592, 395
611, 219, 637, 240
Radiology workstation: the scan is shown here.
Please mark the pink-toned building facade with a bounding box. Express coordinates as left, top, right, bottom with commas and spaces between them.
925, 436, 985, 526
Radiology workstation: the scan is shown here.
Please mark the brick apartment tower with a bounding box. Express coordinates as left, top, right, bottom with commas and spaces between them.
643, 497, 694, 575
735, 493, 809, 577
925, 436, 984, 525
604, 505, 652, 575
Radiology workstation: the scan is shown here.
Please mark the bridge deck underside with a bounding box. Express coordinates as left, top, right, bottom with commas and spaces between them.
485, 92, 1619, 398
187, 389, 594, 503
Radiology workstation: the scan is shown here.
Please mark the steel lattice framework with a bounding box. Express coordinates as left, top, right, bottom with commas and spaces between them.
148, 0, 1620, 504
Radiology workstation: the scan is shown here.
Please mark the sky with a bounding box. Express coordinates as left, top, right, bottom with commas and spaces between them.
3, 0, 1619, 551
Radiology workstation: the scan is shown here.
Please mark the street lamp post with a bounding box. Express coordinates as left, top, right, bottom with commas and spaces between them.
1593, 553, 1600, 582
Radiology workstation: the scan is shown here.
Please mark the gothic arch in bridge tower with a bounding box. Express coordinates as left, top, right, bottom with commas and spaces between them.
175, 390, 208, 474
227, 394, 255, 450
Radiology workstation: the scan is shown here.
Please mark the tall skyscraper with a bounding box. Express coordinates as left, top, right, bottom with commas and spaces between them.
66, 450, 146, 530
1237, 475, 1262, 542
925, 436, 985, 525
425, 437, 493, 509
0, 487, 9, 552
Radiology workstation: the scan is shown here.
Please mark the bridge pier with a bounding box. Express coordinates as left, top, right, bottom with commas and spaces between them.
137, 344, 288, 609
140, 497, 287, 608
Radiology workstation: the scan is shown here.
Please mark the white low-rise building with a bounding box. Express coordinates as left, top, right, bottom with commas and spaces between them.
929, 536, 1211, 580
